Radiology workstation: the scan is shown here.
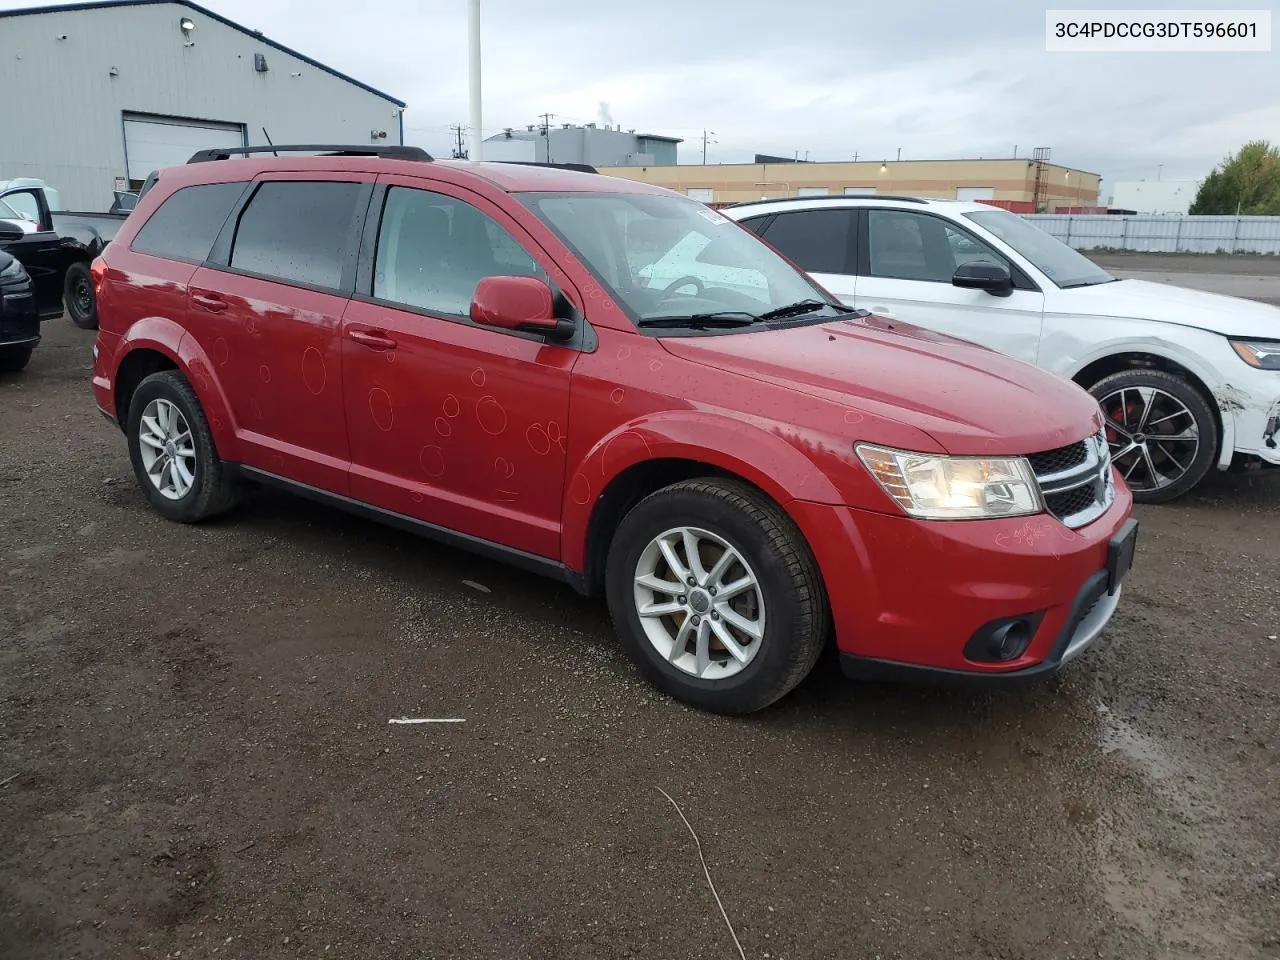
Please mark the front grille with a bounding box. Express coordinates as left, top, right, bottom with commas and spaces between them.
1030, 430, 1114, 529
1045, 483, 1099, 519
1027, 441, 1088, 476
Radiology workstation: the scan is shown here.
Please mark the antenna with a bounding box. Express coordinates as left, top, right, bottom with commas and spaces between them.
262, 127, 278, 157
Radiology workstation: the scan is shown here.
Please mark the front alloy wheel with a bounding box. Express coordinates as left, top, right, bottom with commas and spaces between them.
1089, 368, 1218, 503
633, 526, 766, 680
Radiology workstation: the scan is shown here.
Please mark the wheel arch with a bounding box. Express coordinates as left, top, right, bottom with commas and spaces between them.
111, 321, 239, 459
564, 416, 845, 594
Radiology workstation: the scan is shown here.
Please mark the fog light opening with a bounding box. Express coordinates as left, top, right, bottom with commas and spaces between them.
963, 613, 1044, 664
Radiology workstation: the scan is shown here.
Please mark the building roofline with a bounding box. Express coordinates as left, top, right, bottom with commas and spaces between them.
0, 0, 407, 107
602, 157, 1101, 177
636, 134, 682, 143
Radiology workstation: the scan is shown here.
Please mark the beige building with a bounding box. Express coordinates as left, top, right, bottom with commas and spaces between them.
597, 158, 1102, 213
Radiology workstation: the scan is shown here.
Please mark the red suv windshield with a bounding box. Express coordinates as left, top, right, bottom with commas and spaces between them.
519, 191, 834, 326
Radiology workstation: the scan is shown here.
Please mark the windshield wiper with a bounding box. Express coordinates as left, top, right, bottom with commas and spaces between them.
636, 312, 759, 329
755, 299, 839, 322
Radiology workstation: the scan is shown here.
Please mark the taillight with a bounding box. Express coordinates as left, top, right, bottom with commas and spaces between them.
90, 257, 107, 297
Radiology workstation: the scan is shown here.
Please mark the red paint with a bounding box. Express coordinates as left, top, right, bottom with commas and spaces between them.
471, 275, 557, 331
93, 153, 1134, 677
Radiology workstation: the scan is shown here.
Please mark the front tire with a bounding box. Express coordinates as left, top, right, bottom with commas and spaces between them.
0, 346, 33, 373
605, 478, 830, 714
64, 262, 97, 329
126, 370, 240, 523
1089, 368, 1219, 503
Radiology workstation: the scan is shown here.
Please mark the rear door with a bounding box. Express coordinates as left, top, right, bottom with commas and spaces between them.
737, 208, 858, 302
187, 175, 374, 493
852, 208, 1045, 362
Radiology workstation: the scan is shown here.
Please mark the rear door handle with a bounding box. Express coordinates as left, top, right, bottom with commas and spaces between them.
191, 290, 228, 313
347, 329, 397, 351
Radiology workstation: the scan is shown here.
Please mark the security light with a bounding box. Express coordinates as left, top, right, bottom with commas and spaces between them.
180, 17, 195, 33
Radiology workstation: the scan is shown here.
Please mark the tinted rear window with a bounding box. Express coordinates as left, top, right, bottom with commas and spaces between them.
759, 209, 855, 275
230, 181, 363, 291
131, 182, 246, 263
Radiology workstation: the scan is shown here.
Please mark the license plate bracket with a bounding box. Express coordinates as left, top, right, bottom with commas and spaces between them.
1106, 518, 1139, 595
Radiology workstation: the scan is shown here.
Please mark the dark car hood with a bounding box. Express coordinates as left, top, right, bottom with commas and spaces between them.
660, 315, 1101, 456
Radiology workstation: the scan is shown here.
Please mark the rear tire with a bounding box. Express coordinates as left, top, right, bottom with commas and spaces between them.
126, 370, 240, 523
64, 262, 97, 329
1088, 368, 1218, 504
605, 478, 830, 714
0, 346, 33, 373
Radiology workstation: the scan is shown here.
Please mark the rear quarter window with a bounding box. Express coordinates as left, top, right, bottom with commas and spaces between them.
131, 182, 247, 263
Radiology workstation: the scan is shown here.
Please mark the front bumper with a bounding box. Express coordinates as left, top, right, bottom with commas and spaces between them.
0, 290, 40, 349
788, 483, 1136, 678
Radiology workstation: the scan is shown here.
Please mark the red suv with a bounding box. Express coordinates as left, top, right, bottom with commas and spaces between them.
90, 145, 1138, 714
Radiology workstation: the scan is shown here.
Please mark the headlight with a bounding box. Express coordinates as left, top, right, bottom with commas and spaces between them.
855, 444, 1043, 520
0, 258, 22, 280
1229, 339, 1280, 370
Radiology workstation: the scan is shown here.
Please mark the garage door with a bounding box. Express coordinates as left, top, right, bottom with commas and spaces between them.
124, 116, 245, 181
955, 187, 995, 201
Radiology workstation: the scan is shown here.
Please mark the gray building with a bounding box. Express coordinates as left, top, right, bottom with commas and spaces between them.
0, 0, 406, 209
483, 123, 680, 168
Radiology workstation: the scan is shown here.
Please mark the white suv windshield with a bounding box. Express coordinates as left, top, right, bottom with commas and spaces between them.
964, 208, 1114, 289
519, 192, 840, 326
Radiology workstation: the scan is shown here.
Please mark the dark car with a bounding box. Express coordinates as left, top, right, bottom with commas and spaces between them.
0, 180, 126, 329
0, 238, 40, 373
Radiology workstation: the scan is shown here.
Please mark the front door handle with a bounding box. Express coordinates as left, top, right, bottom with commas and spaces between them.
347, 329, 398, 351
191, 290, 228, 313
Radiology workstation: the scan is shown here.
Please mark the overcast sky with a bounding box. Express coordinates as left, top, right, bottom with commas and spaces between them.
4, 0, 1276, 190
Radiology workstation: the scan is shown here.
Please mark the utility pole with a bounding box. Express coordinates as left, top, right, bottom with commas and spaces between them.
467, 0, 482, 161
449, 124, 468, 159
701, 129, 717, 165
852, 152, 859, 162
896, 147, 902, 161
539, 113, 556, 162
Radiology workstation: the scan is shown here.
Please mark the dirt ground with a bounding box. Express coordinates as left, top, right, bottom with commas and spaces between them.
1091, 252, 1280, 306
3, 284, 1279, 958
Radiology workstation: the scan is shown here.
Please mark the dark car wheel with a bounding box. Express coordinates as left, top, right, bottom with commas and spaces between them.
1089, 368, 1219, 504
605, 478, 830, 714
0, 346, 33, 373
126, 370, 241, 523
64, 262, 97, 329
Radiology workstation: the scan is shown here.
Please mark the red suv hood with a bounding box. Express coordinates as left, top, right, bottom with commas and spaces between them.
660, 315, 1101, 456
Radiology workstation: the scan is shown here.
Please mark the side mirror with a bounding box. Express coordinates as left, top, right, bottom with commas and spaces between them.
0, 222, 25, 243
952, 260, 1013, 297
471, 275, 574, 339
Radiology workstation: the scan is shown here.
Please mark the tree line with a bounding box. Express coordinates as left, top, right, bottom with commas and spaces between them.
1190, 140, 1280, 216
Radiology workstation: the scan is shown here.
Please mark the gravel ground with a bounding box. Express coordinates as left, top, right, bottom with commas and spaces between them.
2, 316, 1278, 960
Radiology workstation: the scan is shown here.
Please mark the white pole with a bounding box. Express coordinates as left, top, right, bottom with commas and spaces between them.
467, 0, 482, 161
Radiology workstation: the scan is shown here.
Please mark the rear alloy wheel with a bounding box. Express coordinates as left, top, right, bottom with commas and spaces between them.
126, 370, 241, 523
605, 478, 829, 714
1089, 369, 1218, 503
64, 262, 97, 329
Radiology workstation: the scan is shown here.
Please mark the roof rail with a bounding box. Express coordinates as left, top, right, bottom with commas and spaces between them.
187, 144, 433, 164
492, 161, 599, 175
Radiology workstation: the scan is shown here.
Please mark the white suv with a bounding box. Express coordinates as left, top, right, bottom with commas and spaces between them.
723, 196, 1280, 502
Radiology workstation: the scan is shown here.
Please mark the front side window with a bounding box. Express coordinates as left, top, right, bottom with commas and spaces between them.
132, 182, 246, 263
372, 186, 539, 316
759, 209, 854, 275
2, 192, 40, 224
866, 210, 1009, 283
230, 181, 364, 290
519, 191, 838, 326
964, 208, 1113, 288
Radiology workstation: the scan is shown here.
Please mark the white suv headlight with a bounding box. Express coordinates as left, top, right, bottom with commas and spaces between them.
855, 444, 1044, 520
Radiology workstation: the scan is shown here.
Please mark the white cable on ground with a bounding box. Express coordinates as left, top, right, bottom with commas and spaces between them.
655, 785, 747, 960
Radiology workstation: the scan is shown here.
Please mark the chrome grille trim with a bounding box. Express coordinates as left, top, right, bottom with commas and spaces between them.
1030, 431, 1114, 529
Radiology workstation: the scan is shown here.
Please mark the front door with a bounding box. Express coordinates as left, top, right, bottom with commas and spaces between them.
340, 177, 579, 559
852, 208, 1045, 363
186, 175, 374, 493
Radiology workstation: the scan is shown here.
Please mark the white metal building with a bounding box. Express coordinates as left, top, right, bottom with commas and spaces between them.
0, 0, 406, 209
